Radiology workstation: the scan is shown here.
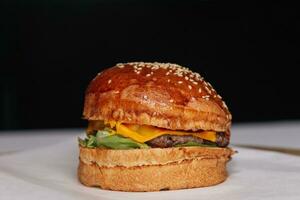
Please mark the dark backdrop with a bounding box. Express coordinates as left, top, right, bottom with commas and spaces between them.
1, 1, 299, 130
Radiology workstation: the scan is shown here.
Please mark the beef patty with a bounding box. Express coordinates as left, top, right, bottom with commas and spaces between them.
146, 132, 228, 148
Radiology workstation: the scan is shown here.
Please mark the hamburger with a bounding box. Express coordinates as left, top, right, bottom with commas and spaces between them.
78, 62, 234, 192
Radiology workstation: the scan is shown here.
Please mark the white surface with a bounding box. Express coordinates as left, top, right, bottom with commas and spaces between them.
231, 121, 300, 149
0, 121, 300, 200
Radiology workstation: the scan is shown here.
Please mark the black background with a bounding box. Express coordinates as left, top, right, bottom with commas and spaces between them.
1, 1, 299, 130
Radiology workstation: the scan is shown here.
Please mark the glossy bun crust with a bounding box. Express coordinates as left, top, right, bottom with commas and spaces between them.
83, 62, 231, 135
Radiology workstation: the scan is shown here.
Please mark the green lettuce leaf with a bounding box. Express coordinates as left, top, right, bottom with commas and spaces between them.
78, 135, 97, 148
95, 128, 113, 138
78, 137, 87, 147
79, 128, 149, 149
174, 141, 217, 147
96, 135, 149, 149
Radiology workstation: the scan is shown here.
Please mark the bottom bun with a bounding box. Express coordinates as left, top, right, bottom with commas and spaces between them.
78, 146, 234, 192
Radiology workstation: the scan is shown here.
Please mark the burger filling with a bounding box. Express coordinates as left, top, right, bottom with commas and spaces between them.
78, 120, 229, 149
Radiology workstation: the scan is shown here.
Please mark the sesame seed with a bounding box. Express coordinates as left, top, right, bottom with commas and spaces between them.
205, 86, 212, 94
202, 95, 210, 99
124, 63, 210, 92
97, 72, 102, 76
222, 101, 228, 109
167, 79, 170, 82
198, 88, 202, 93
226, 114, 232, 120
217, 94, 222, 99
152, 77, 157, 81
191, 97, 195, 101
169, 99, 174, 103
116, 63, 124, 68
108, 79, 111, 84
178, 81, 183, 84
143, 95, 148, 100
194, 72, 201, 78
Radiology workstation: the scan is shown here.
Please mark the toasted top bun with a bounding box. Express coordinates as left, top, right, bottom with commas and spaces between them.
83, 62, 231, 135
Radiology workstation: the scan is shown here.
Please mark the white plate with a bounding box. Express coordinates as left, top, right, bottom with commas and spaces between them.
0, 137, 300, 200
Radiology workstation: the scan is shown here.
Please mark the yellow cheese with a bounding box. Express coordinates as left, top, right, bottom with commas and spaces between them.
105, 121, 217, 143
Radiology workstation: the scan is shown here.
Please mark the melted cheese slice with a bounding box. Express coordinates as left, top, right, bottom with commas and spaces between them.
105, 121, 216, 143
